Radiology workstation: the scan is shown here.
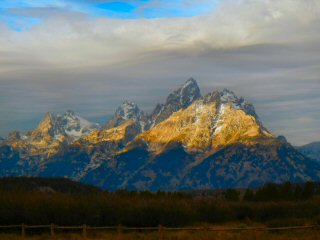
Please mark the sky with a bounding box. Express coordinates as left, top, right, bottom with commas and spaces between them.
0, 0, 319, 145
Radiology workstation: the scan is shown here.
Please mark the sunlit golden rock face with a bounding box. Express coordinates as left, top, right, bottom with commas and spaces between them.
136, 91, 274, 155
138, 95, 218, 154
28, 113, 65, 154
81, 120, 139, 145
3, 111, 99, 158
6, 113, 66, 157
70, 102, 146, 158
212, 104, 273, 149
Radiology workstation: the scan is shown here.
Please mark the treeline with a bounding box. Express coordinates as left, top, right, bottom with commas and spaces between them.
0, 181, 320, 227
224, 181, 320, 201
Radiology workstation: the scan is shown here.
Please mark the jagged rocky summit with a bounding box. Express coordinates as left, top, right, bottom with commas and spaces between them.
146, 77, 201, 129
1, 78, 319, 190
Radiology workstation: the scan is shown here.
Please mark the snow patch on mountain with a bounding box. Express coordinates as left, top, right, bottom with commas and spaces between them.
117, 101, 144, 121
213, 103, 226, 134
29, 111, 99, 143
220, 89, 252, 113
105, 101, 145, 131
60, 110, 100, 141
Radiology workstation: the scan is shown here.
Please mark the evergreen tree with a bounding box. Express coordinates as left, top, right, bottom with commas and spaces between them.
243, 189, 254, 201
224, 189, 240, 201
279, 182, 294, 201
301, 181, 314, 200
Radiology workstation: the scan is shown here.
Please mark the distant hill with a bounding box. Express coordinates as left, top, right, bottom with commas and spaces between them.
296, 142, 320, 162
0, 177, 101, 194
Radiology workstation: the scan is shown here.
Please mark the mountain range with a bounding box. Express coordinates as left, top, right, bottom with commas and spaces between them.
1, 78, 319, 190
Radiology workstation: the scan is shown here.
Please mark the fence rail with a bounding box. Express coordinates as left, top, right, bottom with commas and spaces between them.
0, 223, 318, 239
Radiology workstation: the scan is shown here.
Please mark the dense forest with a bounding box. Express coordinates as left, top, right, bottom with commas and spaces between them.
0, 177, 320, 227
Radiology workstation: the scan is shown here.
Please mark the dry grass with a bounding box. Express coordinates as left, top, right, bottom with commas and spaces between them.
0, 226, 319, 240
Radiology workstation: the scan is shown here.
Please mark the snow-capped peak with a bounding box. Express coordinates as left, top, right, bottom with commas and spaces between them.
29, 111, 100, 143
104, 101, 145, 130
116, 101, 144, 121
58, 111, 100, 140
63, 109, 76, 118
165, 78, 201, 108
147, 78, 202, 129
220, 89, 238, 103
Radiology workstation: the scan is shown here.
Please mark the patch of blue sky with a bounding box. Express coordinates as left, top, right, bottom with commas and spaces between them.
97, 2, 136, 13
0, 0, 68, 9
0, 0, 218, 31
0, 0, 62, 31
82, 1, 149, 19
92, 0, 218, 19
90, 1, 140, 19
0, 10, 41, 32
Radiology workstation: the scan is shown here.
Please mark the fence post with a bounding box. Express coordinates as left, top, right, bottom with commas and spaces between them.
117, 224, 123, 240
50, 223, 55, 239
204, 226, 209, 240
158, 224, 163, 240
83, 224, 87, 240
21, 223, 26, 240
254, 228, 258, 240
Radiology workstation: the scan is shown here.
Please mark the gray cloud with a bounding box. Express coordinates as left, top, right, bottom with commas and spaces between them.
0, 0, 319, 145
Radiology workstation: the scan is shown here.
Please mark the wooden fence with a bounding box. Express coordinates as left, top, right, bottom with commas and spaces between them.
0, 223, 318, 239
